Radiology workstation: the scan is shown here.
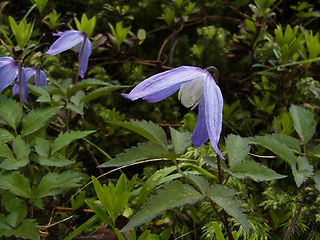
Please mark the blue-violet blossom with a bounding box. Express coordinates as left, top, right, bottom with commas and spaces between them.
12, 67, 47, 102
46, 30, 92, 78
0, 56, 28, 103
122, 66, 224, 159
0, 57, 48, 103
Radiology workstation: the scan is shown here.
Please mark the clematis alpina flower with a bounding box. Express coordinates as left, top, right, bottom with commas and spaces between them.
122, 66, 224, 159
46, 30, 92, 78
0, 56, 28, 103
0, 57, 21, 92
12, 67, 47, 103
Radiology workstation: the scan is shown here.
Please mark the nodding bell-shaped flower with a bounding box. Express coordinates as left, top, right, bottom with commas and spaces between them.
122, 66, 224, 159
12, 67, 47, 103
46, 30, 92, 78
0, 57, 48, 103
0, 56, 28, 103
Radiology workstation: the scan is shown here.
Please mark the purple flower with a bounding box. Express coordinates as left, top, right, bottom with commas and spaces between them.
0, 56, 28, 103
12, 67, 47, 103
122, 66, 224, 159
0, 57, 48, 104
0, 57, 21, 92
46, 30, 92, 78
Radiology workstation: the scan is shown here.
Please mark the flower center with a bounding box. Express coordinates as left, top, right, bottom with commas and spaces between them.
178, 77, 204, 110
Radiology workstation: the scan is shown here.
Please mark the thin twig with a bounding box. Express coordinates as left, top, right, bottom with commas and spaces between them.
157, 24, 184, 63
283, 181, 307, 240
209, 199, 234, 240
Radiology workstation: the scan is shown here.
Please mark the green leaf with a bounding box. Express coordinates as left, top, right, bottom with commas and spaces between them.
137, 166, 176, 207
28, 84, 51, 103
35, 137, 75, 167
212, 222, 226, 240
113, 191, 130, 217
111, 120, 167, 145
21, 106, 62, 136
314, 173, 320, 192
39, 154, 75, 167
99, 141, 169, 168
9, 17, 34, 48
207, 184, 249, 234
121, 181, 203, 232
0, 171, 31, 198
289, 105, 316, 143
185, 173, 209, 194
71, 190, 86, 211
82, 85, 129, 103
0, 129, 14, 142
249, 135, 298, 165
0, 135, 30, 170
66, 90, 85, 115
4, 219, 40, 240
51, 130, 95, 154
291, 156, 313, 187
230, 161, 287, 181
75, 78, 110, 90
169, 127, 192, 154
64, 216, 99, 240
0, 96, 23, 130
271, 133, 301, 153
85, 199, 112, 226
226, 134, 250, 168
32, 171, 84, 198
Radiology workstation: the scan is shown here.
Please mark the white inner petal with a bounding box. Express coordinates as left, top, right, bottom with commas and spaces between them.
178, 77, 204, 110
71, 42, 81, 52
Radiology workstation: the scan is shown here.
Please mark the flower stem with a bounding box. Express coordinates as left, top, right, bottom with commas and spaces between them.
283, 181, 307, 240
206, 66, 219, 84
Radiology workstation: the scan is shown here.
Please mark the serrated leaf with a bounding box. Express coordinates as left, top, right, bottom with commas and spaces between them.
66, 90, 85, 114
74, 78, 110, 90
121, 181, 203, 232
39, 153, 75, 167
137, 166, 176, 207
271, 133, 301, 152
28, 84, 51, 102
32, 171, 84, 198
51, 130, 95, 154
99, 141, 169, 168
290, 105, 316, 143
230, 161, 286, 181
21, 106, 62, 136
82, 85, 129, 103
226, 134, 250, 168
291, 156, 313, 187
169, 127, 192, 154
4, 219, 40, 240
248, 135, 297, 165
0, 129, 14, 142
207, 184, 249, 234
0, 96, 22, 130
0, 171, 31, 198
111, 120, 167, 145
314, 173, 320, 192
0, 136, 30, 170
185, 173, 209, 194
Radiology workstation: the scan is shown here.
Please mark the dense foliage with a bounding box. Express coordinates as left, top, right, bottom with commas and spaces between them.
0, 0, 320, 239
